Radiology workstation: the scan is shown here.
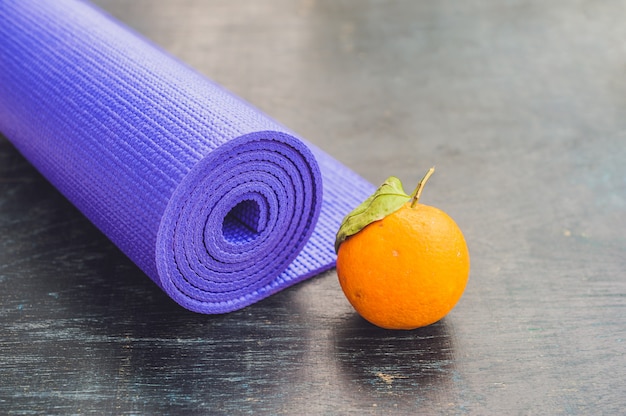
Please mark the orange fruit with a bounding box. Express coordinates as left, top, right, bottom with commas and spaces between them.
335, 168, 469, 330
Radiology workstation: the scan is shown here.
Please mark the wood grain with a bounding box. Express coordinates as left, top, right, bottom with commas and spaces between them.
2, 0, 625, 414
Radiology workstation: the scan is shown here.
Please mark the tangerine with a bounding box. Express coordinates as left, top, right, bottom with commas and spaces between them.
335, 168, 470, 330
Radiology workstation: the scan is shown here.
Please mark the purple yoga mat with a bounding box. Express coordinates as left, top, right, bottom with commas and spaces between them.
0, 0, 374, 313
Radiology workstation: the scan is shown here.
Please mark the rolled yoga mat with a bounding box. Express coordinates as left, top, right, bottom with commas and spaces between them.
0, 0, 374, 313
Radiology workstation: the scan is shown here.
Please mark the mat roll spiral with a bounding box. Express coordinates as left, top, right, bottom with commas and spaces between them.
0, 0, 374, 313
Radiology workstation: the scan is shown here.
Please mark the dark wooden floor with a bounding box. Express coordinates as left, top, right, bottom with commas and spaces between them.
2, 0, 625, 414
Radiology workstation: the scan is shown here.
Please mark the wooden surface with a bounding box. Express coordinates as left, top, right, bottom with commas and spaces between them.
2, 0, 625, 414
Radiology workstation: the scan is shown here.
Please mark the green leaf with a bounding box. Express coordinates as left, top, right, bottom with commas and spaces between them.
334, 176, 410, 252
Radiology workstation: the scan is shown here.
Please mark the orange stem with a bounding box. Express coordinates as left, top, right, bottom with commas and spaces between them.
410, 167, 435, 208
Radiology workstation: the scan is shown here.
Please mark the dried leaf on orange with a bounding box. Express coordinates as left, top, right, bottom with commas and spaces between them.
335, 167, 469, 330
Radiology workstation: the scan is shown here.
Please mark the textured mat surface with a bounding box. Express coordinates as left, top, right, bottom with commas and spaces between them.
0, 0, 374, 313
